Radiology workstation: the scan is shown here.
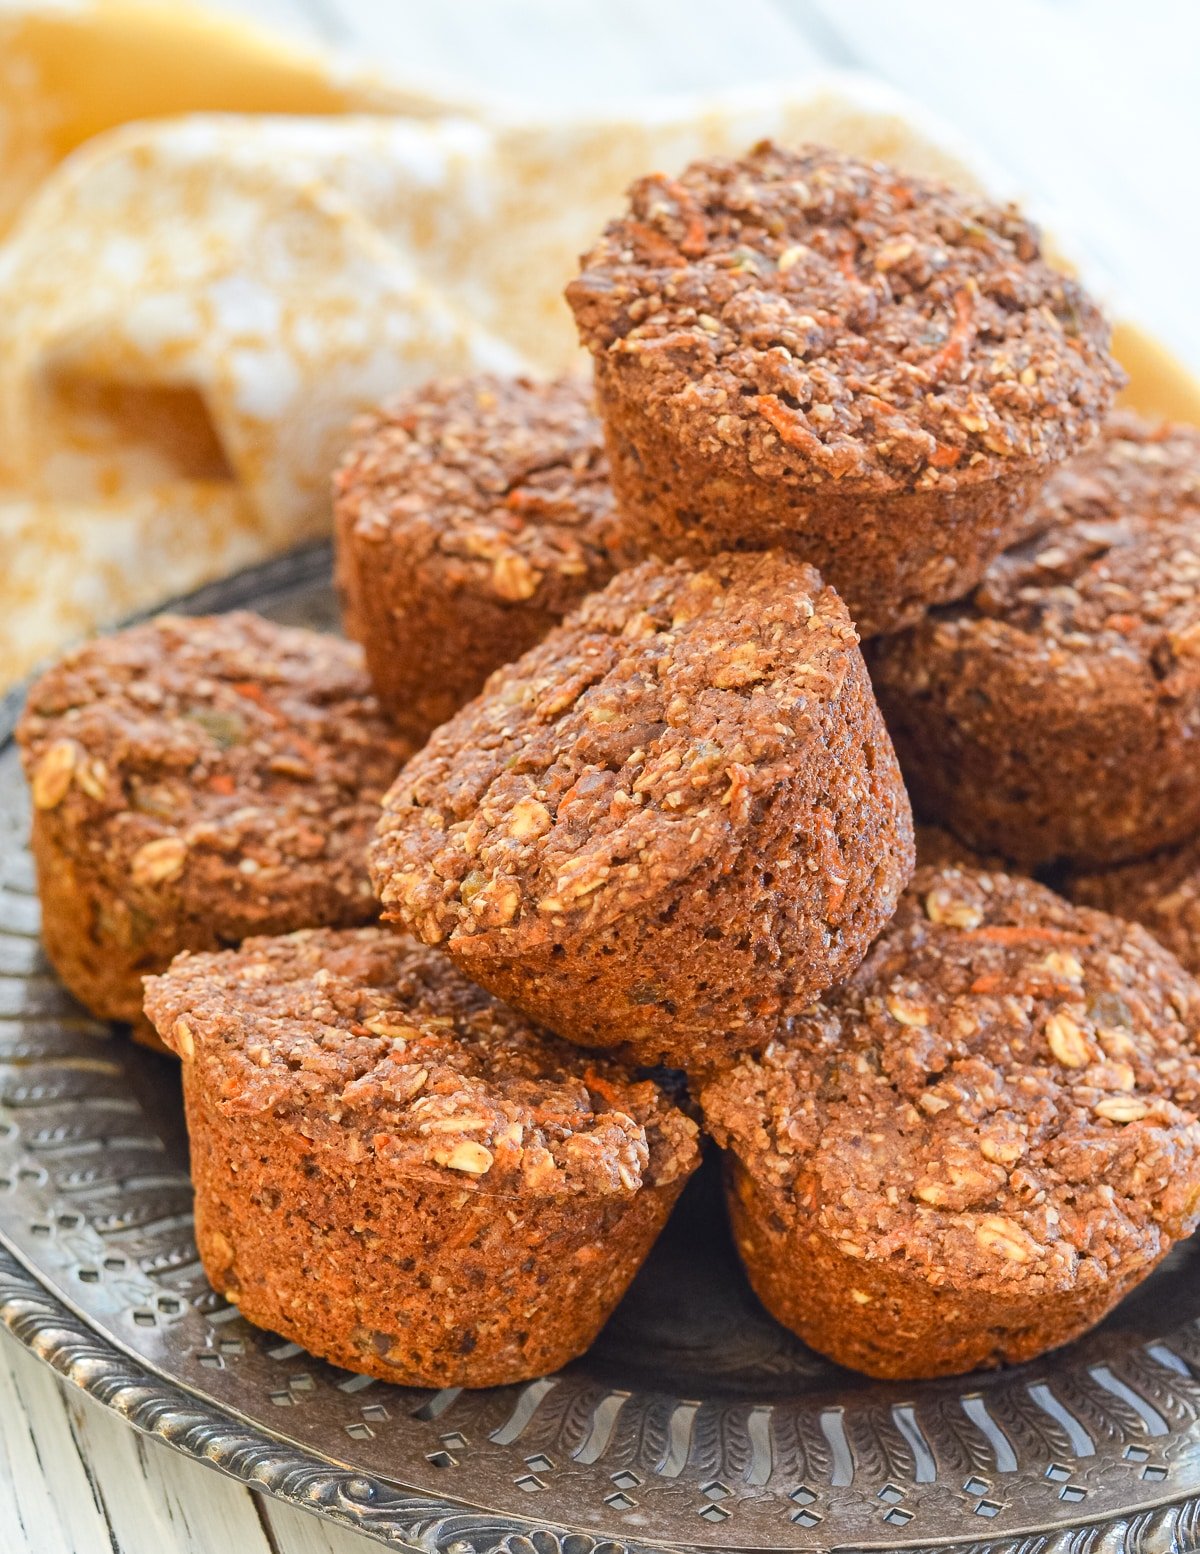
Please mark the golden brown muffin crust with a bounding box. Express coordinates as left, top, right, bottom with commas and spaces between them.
374, 553, 889, 943
369, 551, 914, 1068
336, 374, 623, 599
956, 415, 1200, 665
18, 611, 409, 923
147, 927, 700, 1387
334, 374, 637, 739
870, 416, 1200, 866
145, 926, 699, 1198
17, 612, 411, 1025
1065, 833, 1200, 979
568, 141, 1118, 491
703, 868, 1200, 1298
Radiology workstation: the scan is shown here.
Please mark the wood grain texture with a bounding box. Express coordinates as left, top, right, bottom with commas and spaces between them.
63, 1382, 276, 1554
1, 1327, 378, 1553
0, 1334, 116, 1554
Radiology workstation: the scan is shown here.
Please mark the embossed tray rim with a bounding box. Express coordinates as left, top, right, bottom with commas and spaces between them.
3, 545, 1200, 1554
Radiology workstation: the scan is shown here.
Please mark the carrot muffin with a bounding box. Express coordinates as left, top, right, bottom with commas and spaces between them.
144, 926, 700, 1387
701, 866, 1200, 1380
370, 551, 914, 1071
1065, 836, 1200, 978
335, 374, 638, 742
871, 415, 1200, 868
17, 612, 410, 1031
915, 823, 1012, 874
566, 141, 1119, 636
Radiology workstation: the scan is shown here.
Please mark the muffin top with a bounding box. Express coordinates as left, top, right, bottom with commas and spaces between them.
914, 823, 1010, 874
567, 142, 1118, 491
18, 612, 409, 921
370, 551, 873, 952
334, 374, 632, 606
871, 415, 1200, 701
701, 867, 1200, 1295
1066, 836, 1200, 978
144, 926, 699, 1198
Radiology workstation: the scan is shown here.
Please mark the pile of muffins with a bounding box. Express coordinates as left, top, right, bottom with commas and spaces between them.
18, 142, 1200, 1387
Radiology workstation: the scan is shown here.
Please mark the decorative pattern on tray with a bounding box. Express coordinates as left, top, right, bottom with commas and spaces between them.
3, 549, 1200, 1552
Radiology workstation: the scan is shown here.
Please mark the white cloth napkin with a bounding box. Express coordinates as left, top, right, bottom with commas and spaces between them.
0, 4, 1192, 686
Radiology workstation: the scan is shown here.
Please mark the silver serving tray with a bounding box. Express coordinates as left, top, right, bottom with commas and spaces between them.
4, 544, 1200, 1554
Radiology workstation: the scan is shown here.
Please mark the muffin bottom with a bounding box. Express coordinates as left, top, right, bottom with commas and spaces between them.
727, 1164, 1162, 1380
32, 824, 161, 1027
596, 363, 1049, 638
185, 1079, 689, 1388
874, 651, 1200, 870
1064, 836, 1200, 977
445, 725, 912, 1075
336, 526, 570, 743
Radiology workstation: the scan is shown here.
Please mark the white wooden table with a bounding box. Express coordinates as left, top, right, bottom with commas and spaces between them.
2, 2, 1197, 1550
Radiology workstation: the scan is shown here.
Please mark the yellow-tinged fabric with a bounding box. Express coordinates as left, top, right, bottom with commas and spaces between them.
1112, 322, 1200, 426
0, 2, 455, 237
0, 2, 1195, 686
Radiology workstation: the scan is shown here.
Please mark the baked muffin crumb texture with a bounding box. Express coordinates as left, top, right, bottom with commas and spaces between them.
334, 373, 634, 738
17, 611, 409, 1026
701, 867, 1200, 1373
370, 550, 914, 1068
568, 141, 1118, 490
146, 926, 698, 1198
871, 415, 1200, 866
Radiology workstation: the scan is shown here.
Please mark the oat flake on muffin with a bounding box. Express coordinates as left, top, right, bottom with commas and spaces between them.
145, 926, 699, 1386
370, 550, 913, 1071
567, 141, 1121, 634
701, 866, 1200, 1379
871, 415, 1200, 867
